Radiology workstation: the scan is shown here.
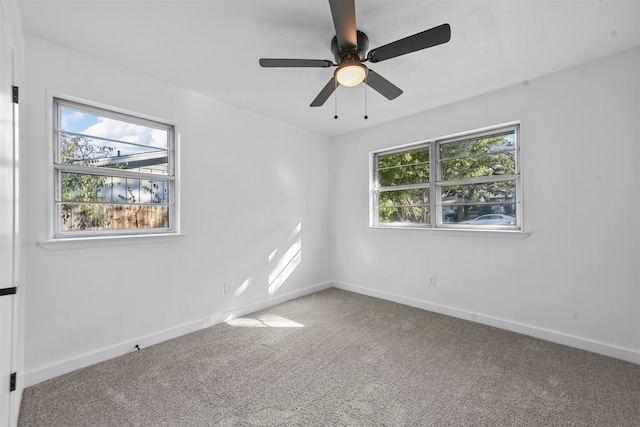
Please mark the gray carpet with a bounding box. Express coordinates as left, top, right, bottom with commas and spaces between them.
18, 288, 640, 426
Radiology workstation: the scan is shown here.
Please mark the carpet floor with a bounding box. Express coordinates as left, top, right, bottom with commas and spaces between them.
18, 288, 640, 426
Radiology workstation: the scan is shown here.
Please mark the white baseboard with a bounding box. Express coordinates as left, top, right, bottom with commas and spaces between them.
332, 281, 640, 365
24, 281, 332, 387
220, 281, 332, 323
24, 279, 638, 388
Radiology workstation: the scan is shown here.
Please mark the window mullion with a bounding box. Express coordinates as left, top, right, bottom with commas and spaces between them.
371, 153, 379, 227
377, 183, 429, 192
55, 129, 170, 153
54, 163, 175, 182
431, 142, 439, 227
378, 160, 430, 172
439, 174, 518, 187
168, 127, 176, 176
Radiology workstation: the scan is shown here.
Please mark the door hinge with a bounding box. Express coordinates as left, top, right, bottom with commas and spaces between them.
9, 372, 16, 392
0, 287, 17, 297
12, 86, 18, 104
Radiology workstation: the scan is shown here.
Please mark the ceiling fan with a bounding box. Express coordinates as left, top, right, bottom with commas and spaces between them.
259, 0, 451, 107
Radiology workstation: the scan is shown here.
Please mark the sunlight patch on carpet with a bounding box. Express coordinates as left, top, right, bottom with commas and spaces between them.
227, 314, 304, 328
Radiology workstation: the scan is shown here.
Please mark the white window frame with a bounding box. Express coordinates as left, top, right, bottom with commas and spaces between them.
371, 123, 521, 231
51, 97, 178, 239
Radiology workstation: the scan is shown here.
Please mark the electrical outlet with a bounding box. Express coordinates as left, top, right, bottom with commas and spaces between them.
224, 282, 231, 295
427, 275, 436, 287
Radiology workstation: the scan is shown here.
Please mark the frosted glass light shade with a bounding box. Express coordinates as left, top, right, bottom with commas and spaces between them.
335, 63, 366, 87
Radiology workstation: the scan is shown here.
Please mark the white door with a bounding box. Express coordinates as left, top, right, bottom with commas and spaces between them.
0, 5, 16, 426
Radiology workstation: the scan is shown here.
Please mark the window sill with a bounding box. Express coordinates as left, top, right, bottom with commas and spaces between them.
368, 226, 530, 239
38, 233, 186, 251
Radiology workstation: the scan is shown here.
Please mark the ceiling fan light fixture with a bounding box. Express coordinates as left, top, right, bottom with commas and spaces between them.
258, 1, 451, 107
335, 62, 367, 87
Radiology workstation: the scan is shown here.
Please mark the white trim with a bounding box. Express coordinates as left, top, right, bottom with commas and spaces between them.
46, 91, 181, 240
368, 226, 530, 239
23, 281, 333, 387
332, 281, 640, 365
38, 232, 186, 250
47, 91, 178, 128
22, 280, 640, 387
368, 121, 521, 157
370, 122, 522, 231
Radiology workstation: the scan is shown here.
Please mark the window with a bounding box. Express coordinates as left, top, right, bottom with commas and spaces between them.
53, 98, 177, 237
371, 124, 520, 230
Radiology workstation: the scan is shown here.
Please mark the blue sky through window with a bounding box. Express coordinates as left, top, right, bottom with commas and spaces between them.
60, 107, 99, 133
60, 107, 169, 151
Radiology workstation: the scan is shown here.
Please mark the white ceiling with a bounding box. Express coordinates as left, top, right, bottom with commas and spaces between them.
18, 0, 640, 137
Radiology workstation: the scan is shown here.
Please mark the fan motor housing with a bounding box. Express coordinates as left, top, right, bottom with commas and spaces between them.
331, 30, 369, 64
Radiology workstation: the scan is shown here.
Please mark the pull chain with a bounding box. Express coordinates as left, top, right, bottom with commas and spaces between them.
364, 77, 368, 120
334, 83, 338, 119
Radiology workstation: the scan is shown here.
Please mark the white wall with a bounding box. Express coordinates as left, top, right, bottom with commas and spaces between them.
331, 50, 640, 364
19, 33, 640, 392
23, 36, 332, 385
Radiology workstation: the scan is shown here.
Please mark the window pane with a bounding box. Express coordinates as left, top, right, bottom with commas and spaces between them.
378, 188, 430, 225
378, 148, 429, 186
59, 203, 170, 231
440, 151, 515, 181
441, 180, 516, 204
61, 172, 169, 205
379, 148, 429, 168
59, 107, 169, 148
378, 163, 430, 186
440, 131, 516, 181
443, 204, 517, 225
59, 134, 168, 175
440, 131, 515, 160
440, 180, 516, 224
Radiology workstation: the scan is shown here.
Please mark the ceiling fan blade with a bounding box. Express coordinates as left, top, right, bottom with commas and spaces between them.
259, 58, 334, 68
365, 69, 403, 100
310, 78, 338, 107
367, 23, 451, 63
328, 0, 357, 51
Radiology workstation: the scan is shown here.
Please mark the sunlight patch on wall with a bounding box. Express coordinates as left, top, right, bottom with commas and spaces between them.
288, 222, 302, 241
227, 314, 304, 328
268, 223, 302, 297
234, 276, 251, 297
